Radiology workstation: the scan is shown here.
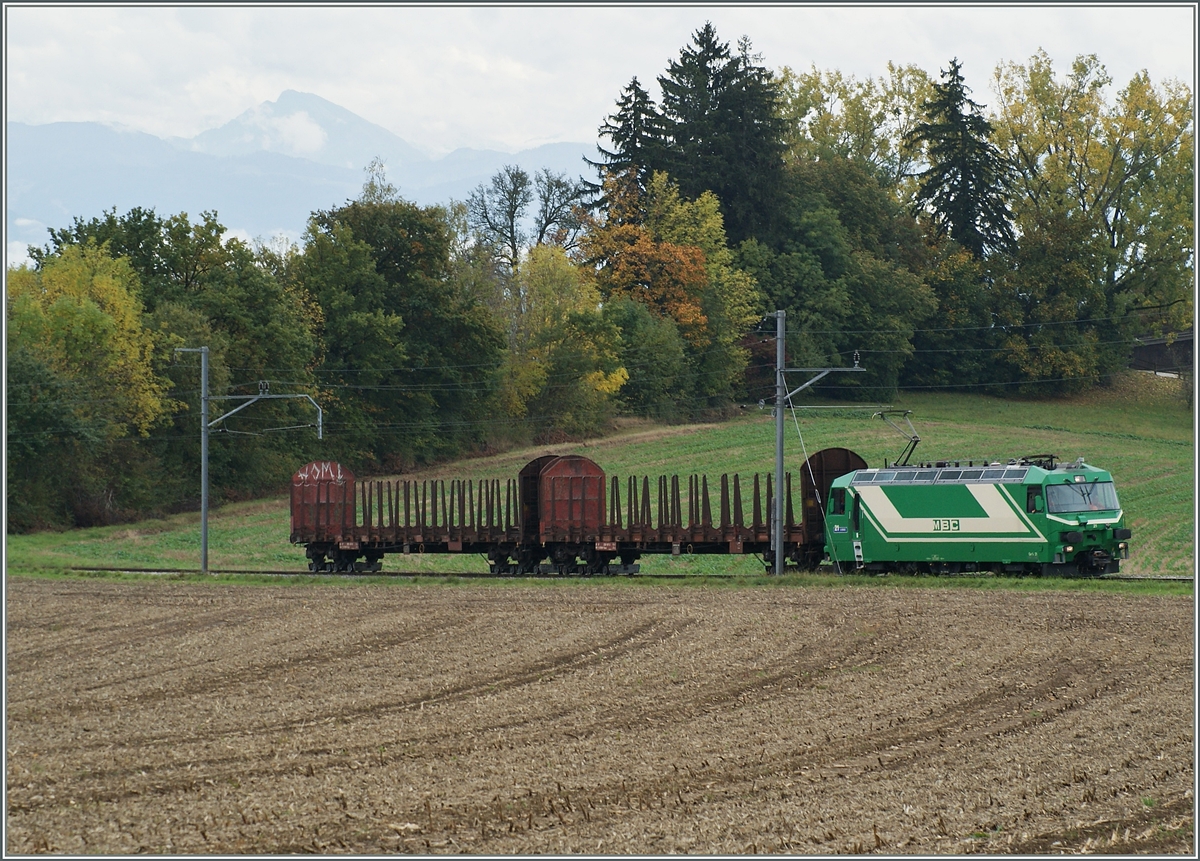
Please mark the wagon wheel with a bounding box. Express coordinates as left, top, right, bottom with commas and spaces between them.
583, 549, 615, 576
488, 551, 514, 576
515, 549, 544, 576
798, 545, 823, 571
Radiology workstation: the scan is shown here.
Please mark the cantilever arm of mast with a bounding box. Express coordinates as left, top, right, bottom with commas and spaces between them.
782, 366, 866, 402
209, 393, 324, 439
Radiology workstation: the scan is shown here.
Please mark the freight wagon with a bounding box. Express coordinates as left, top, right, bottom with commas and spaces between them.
290, 449, 865, 574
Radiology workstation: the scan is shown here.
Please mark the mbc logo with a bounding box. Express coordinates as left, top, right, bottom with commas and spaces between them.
932, 519, 961, 532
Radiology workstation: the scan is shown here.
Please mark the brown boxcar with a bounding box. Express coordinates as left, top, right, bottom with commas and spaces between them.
535, 455, 606, 543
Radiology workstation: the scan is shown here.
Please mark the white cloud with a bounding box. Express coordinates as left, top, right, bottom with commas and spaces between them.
5, 5, 1195, 151
249, 109, 327, 157
7, 242, 34, 269
223, 226, 304, 249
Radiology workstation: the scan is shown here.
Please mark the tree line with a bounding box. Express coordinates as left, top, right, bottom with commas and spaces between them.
7, 23, 1193, 531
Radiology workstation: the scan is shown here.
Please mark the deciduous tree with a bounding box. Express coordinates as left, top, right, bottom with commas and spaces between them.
6, 245, 170, 527
581, 170, 762, 409
581, 171, 710, 345
778, 63, 933, 194
303, 173, 504, 467
467, 165, 587, 277
509, 245, 627, 438
991, 50, 1194, 363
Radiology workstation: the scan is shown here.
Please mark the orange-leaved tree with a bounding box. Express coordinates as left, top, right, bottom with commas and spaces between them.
580, 169, 709, 345
580, 169, 762, 410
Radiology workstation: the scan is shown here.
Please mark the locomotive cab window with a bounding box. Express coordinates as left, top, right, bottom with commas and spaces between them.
1026, 487, 1044, 513
1045, 480, 1119, 513
829, 487, 846, 515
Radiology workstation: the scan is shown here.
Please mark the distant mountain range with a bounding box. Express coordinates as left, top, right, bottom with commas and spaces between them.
6, 90, 596, 263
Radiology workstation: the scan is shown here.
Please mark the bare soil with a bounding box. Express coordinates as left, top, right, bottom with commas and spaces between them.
5, 578, 1194, 855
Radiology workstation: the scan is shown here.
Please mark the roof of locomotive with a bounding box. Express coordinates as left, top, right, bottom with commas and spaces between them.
833, 459, 1115, 489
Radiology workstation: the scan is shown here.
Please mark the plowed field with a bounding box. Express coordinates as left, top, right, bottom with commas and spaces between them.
5, 578, 1194, 855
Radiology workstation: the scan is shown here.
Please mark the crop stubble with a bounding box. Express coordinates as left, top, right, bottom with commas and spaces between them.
5, 579, 1193, 854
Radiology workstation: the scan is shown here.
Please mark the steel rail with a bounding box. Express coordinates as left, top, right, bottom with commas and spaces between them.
36, 565, 1196, 582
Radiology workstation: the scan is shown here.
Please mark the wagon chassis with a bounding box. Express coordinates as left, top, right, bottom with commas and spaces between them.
302, 538, 788, 576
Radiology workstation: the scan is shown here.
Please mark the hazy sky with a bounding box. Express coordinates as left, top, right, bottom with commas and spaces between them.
5, 4, 1196, 153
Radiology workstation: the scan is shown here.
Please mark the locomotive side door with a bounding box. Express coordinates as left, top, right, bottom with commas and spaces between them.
850, 490, 864, 566
823, 481, 861, 569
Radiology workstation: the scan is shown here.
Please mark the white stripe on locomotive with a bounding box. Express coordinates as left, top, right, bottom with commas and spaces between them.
855, 484, 1047, 543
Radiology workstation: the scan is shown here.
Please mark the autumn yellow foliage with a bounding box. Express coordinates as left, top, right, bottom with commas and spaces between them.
7, 244, 168, 436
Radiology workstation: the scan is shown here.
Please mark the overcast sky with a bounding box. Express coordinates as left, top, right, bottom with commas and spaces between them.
5, 3, 1196, 154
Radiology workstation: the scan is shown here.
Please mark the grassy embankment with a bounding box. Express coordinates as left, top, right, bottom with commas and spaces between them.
5, 372, 1193, 591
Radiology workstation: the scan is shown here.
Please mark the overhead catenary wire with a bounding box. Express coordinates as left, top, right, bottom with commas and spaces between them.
798, 305, 1186, 336
208, 326, 1163, 380
10, 365, 1171, 443
174, 335, 1153, 399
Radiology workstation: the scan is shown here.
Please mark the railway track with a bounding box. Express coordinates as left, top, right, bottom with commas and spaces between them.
41, 565, 1196, 582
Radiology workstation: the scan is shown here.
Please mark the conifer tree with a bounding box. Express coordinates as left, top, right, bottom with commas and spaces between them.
656, 24, 788, 246
584, 77, 665, 199
588, 24, 787, 247
904, 58, 1014, 258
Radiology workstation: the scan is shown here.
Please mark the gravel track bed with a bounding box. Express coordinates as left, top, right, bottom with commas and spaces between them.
5, 579, 1193, 854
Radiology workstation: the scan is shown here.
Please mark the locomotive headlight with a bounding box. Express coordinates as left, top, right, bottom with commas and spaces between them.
1064, 545, 1074, 553
1118, 542, 1127, 550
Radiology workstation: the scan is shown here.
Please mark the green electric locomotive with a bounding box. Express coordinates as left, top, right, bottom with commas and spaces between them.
823, 455, 1131, 576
